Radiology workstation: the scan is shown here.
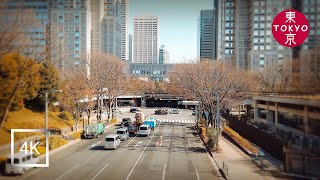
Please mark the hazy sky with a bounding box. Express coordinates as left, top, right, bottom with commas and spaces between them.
128, 0, 214, 63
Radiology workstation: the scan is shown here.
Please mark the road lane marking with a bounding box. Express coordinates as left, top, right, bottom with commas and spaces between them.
135, 141, 142, 148
125, 121, 162, 180
160, 135, 163, 147
91, 164, 109, 180
55, 163, 79, 180
189, 141, 191, 149
162, 164, 166, 180
125, 134, 137, 147
194, 165, 200, 180
91, 141, 102, 147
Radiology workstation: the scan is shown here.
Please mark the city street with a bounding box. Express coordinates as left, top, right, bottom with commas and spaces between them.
1, 108, 219, 180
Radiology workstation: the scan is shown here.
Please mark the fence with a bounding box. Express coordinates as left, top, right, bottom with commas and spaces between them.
222, 114, 285, 160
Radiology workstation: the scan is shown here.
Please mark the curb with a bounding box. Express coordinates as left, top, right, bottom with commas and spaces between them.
195, 128, 225, 180
38, 139, 81, 161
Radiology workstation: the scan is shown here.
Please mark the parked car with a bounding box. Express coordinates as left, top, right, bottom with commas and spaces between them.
192, 110, 196, 115
121, 118, 132, 127
155, 109, 168, 115
130, 108, 137, 113
105, 134, 121, 149
170, 109, 181, 114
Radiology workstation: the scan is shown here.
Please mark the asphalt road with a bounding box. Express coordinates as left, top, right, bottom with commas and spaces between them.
1, 108, 219, 180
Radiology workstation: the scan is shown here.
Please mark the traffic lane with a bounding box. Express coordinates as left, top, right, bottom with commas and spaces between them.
55, 123, 162, 180
9, 126, 119, 180
125, 123, 218, 180
90, 121, 164, 180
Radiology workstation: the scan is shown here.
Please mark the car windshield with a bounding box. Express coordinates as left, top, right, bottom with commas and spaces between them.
140, 127, 147, 130
106, 138, 115, 141
117, 131, 125, 134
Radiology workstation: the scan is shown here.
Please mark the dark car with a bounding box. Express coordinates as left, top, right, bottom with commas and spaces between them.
155, 109, 168, 115
130, 108, 137, 113
121, 118, 132, 127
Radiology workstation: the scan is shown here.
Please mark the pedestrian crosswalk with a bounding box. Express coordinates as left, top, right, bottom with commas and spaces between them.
157, 119, 194, 124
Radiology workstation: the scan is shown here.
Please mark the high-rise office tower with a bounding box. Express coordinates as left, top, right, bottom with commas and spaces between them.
120, 0, 128, 61
133, 15, 159, 64
198, 10, 217, 60
50, 0, 91, 70
234, 0, 249, 70
217, 0, 236, 63
90, 0, 103, 53
159, 45, 170, 64
248, 0, 292, 71
129, 34, 133, 63
0, 0, 50, 60
102, 0, 121, 59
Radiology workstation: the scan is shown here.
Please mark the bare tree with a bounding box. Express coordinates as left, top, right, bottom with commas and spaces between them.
60, 68, 96, 132
89, 53, 128, 121
0, 7, 57, 129
168, 60, 255, 126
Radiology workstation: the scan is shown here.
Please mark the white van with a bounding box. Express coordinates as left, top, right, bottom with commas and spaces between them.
105, 134, 121, 150
5, 152, 39, 175
138, 124, 151, 136
117, 128, 129, 141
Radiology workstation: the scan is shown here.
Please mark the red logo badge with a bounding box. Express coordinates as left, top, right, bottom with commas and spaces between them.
272, 10, 309, 48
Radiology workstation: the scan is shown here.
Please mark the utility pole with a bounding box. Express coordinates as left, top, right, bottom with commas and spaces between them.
215, 93, 220, 151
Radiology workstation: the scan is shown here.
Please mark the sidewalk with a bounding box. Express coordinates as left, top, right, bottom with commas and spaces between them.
213, 136, 288, 180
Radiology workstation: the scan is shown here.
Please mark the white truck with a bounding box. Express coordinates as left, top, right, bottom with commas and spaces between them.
83, 123, 104, 138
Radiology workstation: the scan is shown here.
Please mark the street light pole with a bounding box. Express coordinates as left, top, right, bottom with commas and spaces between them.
44, 90, 62, 130
45, 92, 48, 129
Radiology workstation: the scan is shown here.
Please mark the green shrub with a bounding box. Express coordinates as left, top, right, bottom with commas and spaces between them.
206, 127, 217, 149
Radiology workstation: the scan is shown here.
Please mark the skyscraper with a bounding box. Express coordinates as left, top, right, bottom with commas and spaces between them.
159, 45, 170, 64
102, 0, 121, 59
234, 0, 249, 70
0, 0, 50, 60
129, 34, 133, 63
90, 0, 104, 53
120, 0, 128, 61
217, 0, 236, 63
198, 10, 216, 60
133, 15, 159, 64
50, 0, 91, 70
248, 0, 292, 71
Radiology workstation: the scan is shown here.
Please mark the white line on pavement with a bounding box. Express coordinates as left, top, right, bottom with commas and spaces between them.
162, 164, 166, 180
194, 165, 200, 180
125, 134, 137, 147
91, 164, 109, 180
55, 163, 79, 180
125, 121, 162, 180
160, 136, 163, 147
135, 141, 142, 148
189, 141, 191, 149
